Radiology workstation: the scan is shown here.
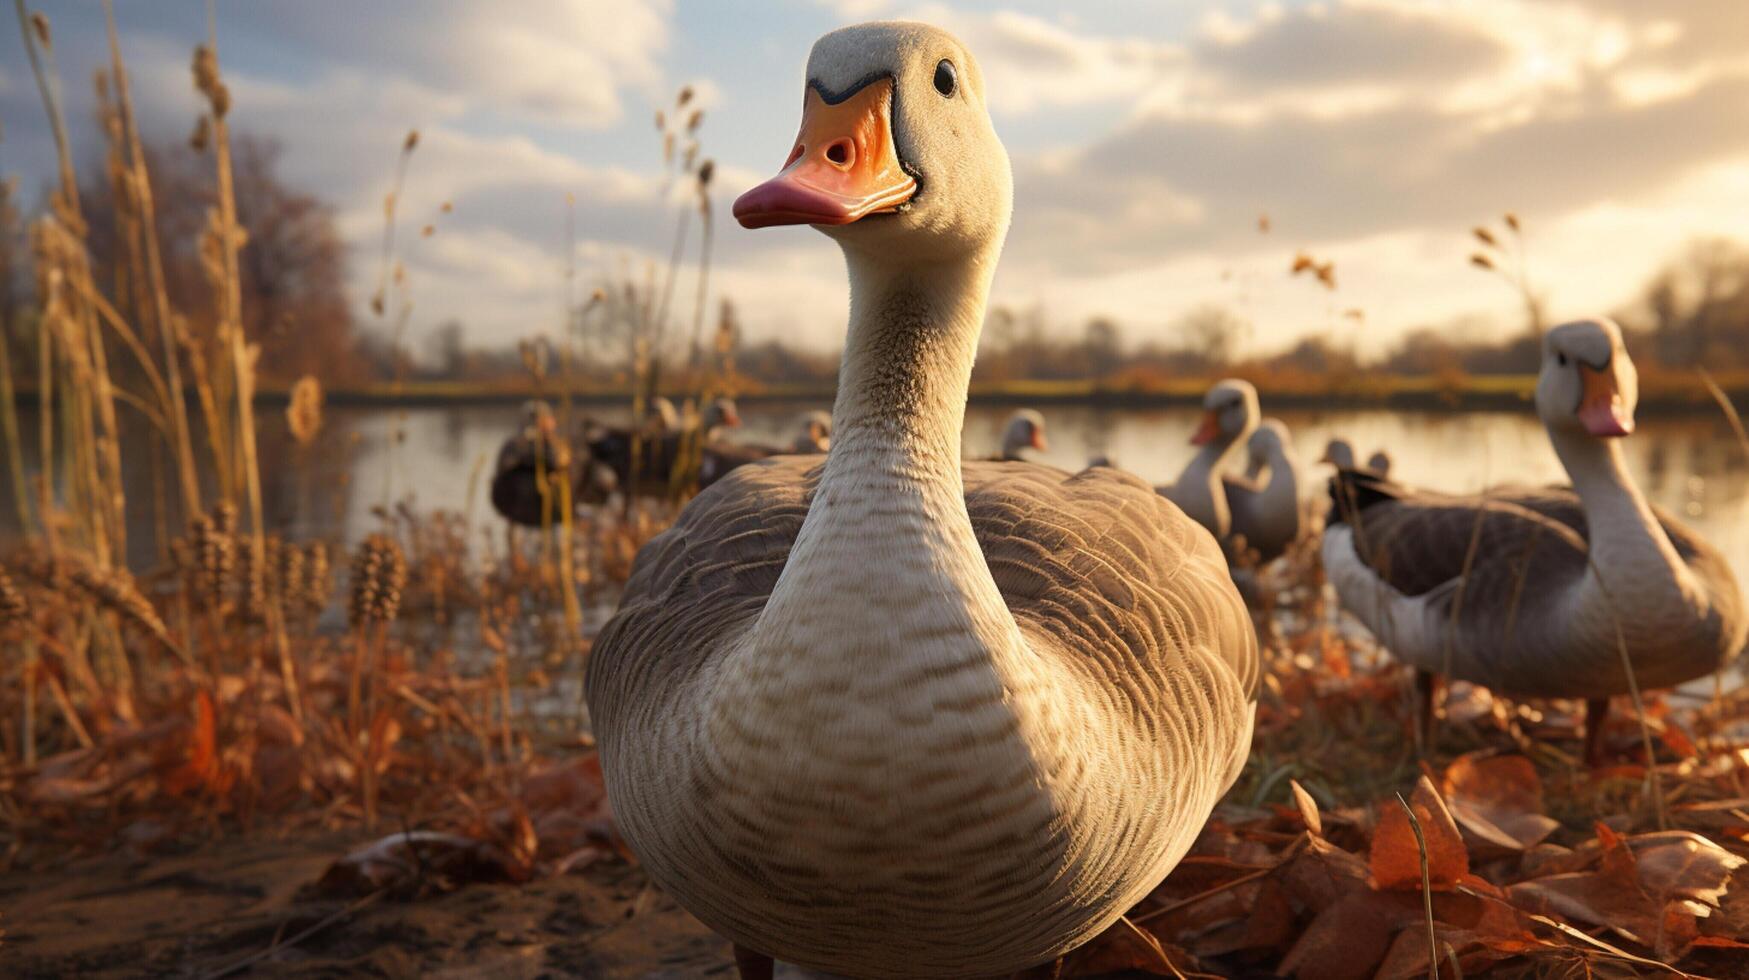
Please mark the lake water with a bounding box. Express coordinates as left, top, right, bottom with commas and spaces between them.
4, 401, 1748, 590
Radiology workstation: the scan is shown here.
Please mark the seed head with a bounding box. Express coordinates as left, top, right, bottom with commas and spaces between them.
287, 375, 323, 447
348, 534, 407, 628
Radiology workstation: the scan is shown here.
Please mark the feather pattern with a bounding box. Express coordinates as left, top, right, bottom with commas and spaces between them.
587, 456, 1256, 976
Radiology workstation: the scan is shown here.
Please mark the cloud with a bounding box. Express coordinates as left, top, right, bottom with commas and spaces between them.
215, 0, 673, 130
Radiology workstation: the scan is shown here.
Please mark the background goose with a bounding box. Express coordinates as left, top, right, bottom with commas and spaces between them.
490, 401, 585, 526
585, 396, 742, 493
792, 409, 832, 453
1323, 318, 1745, 764
1225, 418, 1302, 562
1159, 378, 1260, 541
586, 23, 1258, 979
1321, 437, 1390, 476
698, 408, 833, 489
984, 407, 1048, 461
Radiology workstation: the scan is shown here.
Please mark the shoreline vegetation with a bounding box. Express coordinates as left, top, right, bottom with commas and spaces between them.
14, 370, 1746, 413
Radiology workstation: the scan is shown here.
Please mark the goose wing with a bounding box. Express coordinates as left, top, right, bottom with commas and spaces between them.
1326, 470, 1589, 623
588, 456, 1259, 733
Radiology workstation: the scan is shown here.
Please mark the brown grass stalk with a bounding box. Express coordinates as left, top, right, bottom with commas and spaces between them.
102, 0, 201, 519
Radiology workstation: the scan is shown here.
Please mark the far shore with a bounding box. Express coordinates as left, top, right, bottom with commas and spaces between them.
11, 372, 1749, 416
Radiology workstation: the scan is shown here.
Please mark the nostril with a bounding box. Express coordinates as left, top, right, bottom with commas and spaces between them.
825, 139, 853, 166
785, 144, 805, 167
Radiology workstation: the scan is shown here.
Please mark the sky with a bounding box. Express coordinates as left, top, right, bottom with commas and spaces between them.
2, 0, 1747, 360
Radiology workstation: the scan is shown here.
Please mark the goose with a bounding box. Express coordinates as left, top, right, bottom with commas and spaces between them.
1320, 438, 1389, 477
585, 23, 1258, 979
697, 409, 833, 489
490, 401, 586, 526
792, 409, 832, 453
985, 407, 1048, 461
1224, 418, 1302, 562
1323, 318, 1745, 764
1158, 378, 1260, 541
585, 396, 742, 492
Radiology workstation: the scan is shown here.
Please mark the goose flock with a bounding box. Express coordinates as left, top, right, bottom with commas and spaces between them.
489, 21, 1748, 979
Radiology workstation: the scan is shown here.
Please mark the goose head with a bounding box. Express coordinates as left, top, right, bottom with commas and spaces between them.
1244, 418, 1291, 478
733, 22, 1012, 264
1536, 318, 1637, 439
1319, 438, 1356, 469
1191, 379, 1259, 449
703, 397, 743, 434
1365, 450, 1392, 476
1000, 408, 1048, 458
796, 410, 833, 452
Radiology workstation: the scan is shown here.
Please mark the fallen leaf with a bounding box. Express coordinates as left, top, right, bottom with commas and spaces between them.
1372, 775, 1469, 890
310, 830, 522, 899
1508, 823, 1744, 961
1441, 752, 1559, 856
1290, 779, 1322, 837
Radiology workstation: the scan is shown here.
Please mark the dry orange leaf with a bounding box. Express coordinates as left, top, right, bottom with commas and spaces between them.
1371, 774, 1468, 890
1441, 752, 1559, 855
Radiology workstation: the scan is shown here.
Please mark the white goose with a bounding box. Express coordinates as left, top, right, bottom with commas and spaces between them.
1324, 318, 1745, 763
987, 407, 1048, 461
585, 23, 1258, 979
1226, 418, 1302, 562
1159, 378, 1260, 541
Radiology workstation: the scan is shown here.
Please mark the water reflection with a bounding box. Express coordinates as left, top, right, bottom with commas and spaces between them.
4, 402, 1746, 588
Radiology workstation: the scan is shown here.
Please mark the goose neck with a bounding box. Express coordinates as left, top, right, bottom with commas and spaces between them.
1548, 425, 1690, 604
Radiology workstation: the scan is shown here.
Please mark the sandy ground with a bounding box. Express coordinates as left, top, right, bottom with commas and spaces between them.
0, 830, 757, 978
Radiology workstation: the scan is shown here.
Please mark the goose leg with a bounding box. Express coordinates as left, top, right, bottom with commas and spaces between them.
1583, 697, 1611, 767
1413, 669, 1439, 753
732, 944, 774, 980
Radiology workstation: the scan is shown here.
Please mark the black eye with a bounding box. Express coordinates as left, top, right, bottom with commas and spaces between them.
933, 59, 957, 97
1556, 351, 1569, 367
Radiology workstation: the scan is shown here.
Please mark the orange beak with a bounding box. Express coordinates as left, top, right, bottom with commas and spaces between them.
1577, 363, 1633, 437
1191, 410, 1220, 446
733, 78, 917, 229
1030, 429, 1048, 451
722, 405, 743, 428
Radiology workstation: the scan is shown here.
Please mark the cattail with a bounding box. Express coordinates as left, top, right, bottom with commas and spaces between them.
1504, 211, 1521, 232
29, 11, 50, 50
403, 129, 420, 153
697, 159, 715, 188
348, 534, 406, 628
0, 567, 27, 631
190, 115, 210, 152
1472, 226, 1498, 247
686, 108, 704, 133
239, 539, 268, 622
677, 85, 694, 107
286, 375, 323, 447
70, 562, 175, 651
440, 201, 453, 214
192, 45, 219, 96
1470, 253, 1495, 270
276, 536, 303, 604
189, 511, 234, 610
302, 542, 332, 616
1290, 252, 1313, 274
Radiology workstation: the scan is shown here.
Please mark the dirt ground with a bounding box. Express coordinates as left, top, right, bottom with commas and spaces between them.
0, 830, 753, 979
